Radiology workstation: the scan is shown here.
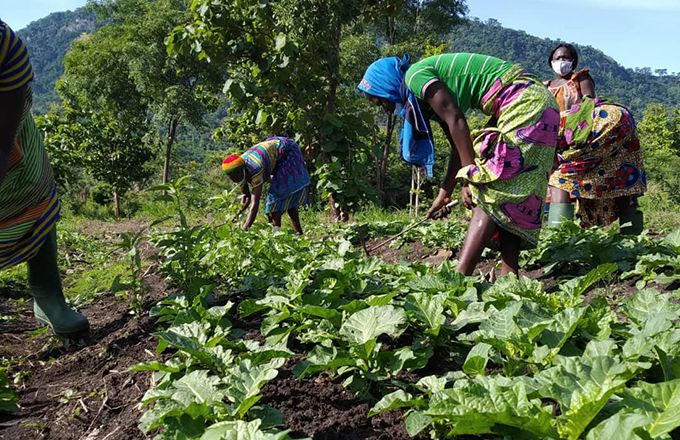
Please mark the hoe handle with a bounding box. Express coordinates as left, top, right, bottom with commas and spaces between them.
366, 200, 458, 253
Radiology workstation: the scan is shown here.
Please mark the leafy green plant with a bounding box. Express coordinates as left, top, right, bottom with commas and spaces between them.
0, 368, 18, 413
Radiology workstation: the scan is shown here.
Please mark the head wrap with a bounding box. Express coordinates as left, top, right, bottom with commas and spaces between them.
222, 154, 245, 175
357, 55, 435, 177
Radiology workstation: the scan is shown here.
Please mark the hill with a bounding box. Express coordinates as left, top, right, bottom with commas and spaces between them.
16, 9, 97, 113
14, 9, 680, 116
449, 18, 680, 115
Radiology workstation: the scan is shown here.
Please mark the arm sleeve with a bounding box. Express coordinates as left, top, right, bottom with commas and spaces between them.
0, 22, 34, 93
404, 63, 440, 99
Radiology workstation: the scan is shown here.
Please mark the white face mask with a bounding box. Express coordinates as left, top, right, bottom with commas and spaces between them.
551, 60, 573, 77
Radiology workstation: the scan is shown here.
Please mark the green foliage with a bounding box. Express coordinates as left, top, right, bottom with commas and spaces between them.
638, 104, 680, 205
0, 368, 18, 413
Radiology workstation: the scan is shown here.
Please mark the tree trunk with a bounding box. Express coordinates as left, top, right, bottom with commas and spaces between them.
324, 24, 345, 222
329, 193, 349, 222
112, 190, 121, 218
162, 118, 179, 184
376, 113, 397, 203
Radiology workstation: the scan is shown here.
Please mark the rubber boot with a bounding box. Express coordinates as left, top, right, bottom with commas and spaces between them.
619, 208, 644, 236
547, 203, 575, 227
27, 228, 89, 337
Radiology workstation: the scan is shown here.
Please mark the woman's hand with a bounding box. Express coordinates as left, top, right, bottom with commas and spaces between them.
461, 185, 474, 210
240, 193, 251, 208
427, 189, 452, 219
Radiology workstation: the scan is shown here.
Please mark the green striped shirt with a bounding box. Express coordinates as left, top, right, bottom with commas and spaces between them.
405, 53, 513, 112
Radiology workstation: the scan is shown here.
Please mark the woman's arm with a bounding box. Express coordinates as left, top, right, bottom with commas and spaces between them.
579, 72, 596, 98
242, 183, 262, 230
0, 86, 28, 182
421, 81, 476, 215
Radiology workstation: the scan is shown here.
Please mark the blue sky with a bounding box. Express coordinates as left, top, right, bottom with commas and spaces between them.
4, 0, 680, 73
467, 0, 680, 73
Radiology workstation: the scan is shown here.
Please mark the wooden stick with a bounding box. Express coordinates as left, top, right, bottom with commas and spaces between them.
366, 200, 458, 253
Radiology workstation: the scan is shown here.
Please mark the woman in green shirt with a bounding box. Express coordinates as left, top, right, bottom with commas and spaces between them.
358, 53, 559, 276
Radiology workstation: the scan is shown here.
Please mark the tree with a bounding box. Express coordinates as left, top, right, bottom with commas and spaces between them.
169, 0, 379, 220
56, 30, 154, 216
637, 103, 680, 203
89, 0, 223, 184
361, 0, 467, 202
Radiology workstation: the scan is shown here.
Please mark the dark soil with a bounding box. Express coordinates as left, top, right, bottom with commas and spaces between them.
261, 364, 419, 440
364, 239, 451, 266
0, 267, 168, 440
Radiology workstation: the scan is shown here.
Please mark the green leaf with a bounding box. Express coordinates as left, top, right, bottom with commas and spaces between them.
463, 343, 492, 376
339, 305, 406, 346
0, 369, 17, 413
559, 263, 617, 297
173, 370, 225, 406
368, 390, 416, 416
537, 347, 635, 439
226, 359, 282, 418
275, 34, 287, 50
451, 302, 489, 331
202, 419, 297, 440
621, 378, 680, 437
662, 228, 680, 250
585, 412, 653, 440
405, 410, 433, 437
405, 292, 446, 336
622, 289, 675, 325
424, 377, 558, 438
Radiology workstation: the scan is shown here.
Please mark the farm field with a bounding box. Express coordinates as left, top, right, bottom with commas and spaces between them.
2, 183, 679, 440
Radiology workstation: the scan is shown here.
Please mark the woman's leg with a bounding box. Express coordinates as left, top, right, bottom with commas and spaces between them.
547, 186, 574, 226
499, 229, 521, 276
457, 207, 498, 276
269, 211, 282, 230
287, 208, 303, 235
615, 195, 643, 235
27, 228, 89, 337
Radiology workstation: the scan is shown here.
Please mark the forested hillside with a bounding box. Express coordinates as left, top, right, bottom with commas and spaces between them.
449, 18, 680, 115
16, 9, 97, 113
16, 9, 679, 116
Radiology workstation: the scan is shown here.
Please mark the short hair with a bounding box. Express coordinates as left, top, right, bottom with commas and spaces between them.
548, 44, 579, 68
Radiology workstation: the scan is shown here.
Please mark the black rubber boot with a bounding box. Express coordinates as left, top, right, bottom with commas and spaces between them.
619, 208, 644, 236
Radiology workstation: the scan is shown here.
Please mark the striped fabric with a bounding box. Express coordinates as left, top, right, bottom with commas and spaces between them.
0, 23, 58, 270
0, 188, 60, 270
242, 140, 278, 188
0, 21, 34, 92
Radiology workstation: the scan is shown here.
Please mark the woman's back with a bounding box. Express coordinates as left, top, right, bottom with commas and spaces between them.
405, 53, 514, 112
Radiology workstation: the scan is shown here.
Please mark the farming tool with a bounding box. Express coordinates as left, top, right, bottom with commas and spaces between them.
362, 200, 459, 256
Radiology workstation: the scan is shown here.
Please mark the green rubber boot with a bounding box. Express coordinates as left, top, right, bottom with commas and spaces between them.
619, 208, 644, 236
547, 203, 575, 227
28, 229, 89, 337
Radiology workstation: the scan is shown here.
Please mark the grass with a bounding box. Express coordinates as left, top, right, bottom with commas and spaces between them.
63, 261, 129, 305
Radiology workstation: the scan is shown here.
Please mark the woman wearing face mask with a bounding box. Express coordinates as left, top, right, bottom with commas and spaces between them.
545, 44, 595, 111
545, 44, 646, 233
222, 136, 310, 234
358, 53, 560, 276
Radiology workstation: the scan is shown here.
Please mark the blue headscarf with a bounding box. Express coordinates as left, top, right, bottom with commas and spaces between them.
357, 55, 435, 177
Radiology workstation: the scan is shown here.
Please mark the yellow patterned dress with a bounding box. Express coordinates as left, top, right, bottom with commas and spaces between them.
0, 21, 60, 270
548, 97, 647, 226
